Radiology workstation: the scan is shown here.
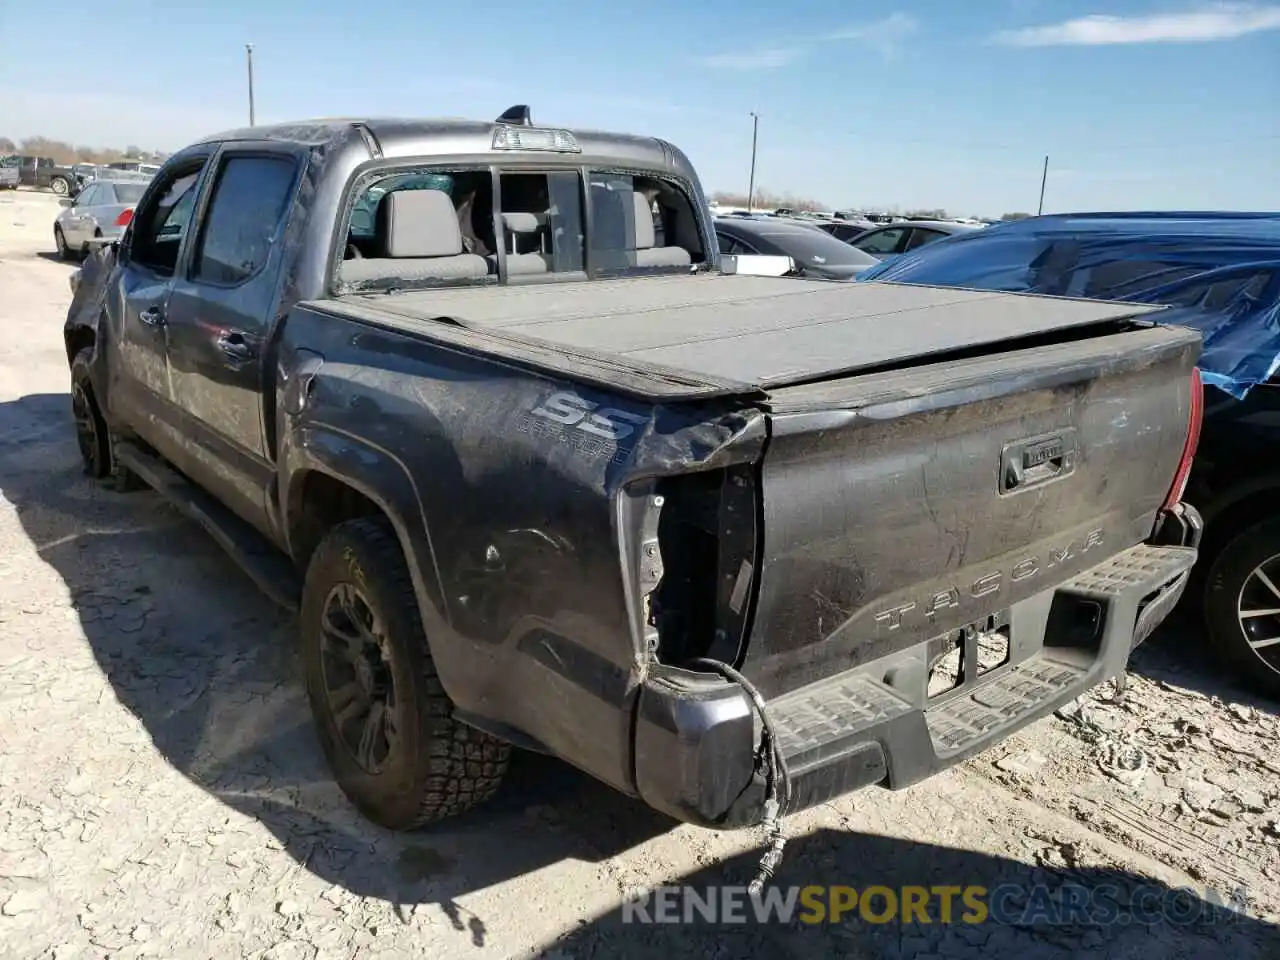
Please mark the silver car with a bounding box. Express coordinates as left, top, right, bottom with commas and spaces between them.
53, 178, 150, 260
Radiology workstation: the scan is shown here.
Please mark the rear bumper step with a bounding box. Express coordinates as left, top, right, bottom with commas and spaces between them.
633, 527, 1198, 828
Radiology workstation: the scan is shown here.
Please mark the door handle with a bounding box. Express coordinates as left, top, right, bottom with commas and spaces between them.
139, 306, 165, 327
217, 332, 256, 363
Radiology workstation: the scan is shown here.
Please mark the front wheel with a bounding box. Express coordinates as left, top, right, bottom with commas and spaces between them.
1203, 518, 1280, 700
69, 348, 144, 492
54, 225, 70, 261
299, 517, 511, 829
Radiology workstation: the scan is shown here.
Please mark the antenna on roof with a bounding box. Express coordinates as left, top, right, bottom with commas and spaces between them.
496, 104, 532, 126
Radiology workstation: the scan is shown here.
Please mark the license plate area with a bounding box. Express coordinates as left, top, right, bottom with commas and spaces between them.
927, 612, 1012, 699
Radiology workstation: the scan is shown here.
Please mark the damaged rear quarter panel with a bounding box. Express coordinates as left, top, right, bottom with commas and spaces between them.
277, 305, 765, 793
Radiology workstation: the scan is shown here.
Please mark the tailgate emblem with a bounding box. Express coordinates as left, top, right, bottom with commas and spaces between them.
1000, 429, 1077, 494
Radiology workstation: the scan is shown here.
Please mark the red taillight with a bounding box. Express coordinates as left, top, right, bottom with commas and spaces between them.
115, 208, 133, 227
1162, 367, 1204, 511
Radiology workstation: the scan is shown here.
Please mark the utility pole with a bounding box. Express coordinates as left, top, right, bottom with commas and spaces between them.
747, 112, 759, 212
246, 43, 256, 126
1037, 155, 1048, 216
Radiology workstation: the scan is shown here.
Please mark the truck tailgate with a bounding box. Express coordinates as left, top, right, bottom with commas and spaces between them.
740, 322, 1201, 697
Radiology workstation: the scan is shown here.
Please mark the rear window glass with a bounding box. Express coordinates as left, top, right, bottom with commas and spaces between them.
336, 166, 706, 292
114, 183, 147, 203
760, 229, 881, 267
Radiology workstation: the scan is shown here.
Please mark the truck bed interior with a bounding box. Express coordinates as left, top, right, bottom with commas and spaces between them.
346, 276, 1168, 392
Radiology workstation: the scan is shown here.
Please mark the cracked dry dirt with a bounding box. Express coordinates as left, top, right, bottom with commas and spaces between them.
1, 190, 1277, 960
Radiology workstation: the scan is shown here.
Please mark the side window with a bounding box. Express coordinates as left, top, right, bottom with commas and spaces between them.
585, 171, 702, 274
718, 234, 756, 256
129, 163, 207, 276
856, 227, 906, 254
74, 185, 100, 207
905, 228, 945, 251
192, 155, 296, 285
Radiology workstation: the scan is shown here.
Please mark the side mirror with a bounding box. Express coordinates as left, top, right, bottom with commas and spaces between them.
58, 197, 73, 208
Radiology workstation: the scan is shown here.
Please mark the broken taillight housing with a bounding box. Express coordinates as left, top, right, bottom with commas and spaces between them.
115, 208, 133, 227
1162, 367, 1204, 511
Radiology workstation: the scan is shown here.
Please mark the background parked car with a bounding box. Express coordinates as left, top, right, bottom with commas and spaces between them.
106, 159, 162, 176
848, 219, 982, 260
53, 178, 149, 260
815, 218, 876, 242
858, 211, 1280, 698
714, 215, 882, 280
0, 155, 18, 190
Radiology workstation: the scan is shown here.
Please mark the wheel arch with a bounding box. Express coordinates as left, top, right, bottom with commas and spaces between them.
1197, 479, 1280, 570
281, 430, 452, 653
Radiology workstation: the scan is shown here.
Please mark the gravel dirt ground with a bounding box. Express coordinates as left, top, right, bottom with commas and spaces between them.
0, 188, 1277, 960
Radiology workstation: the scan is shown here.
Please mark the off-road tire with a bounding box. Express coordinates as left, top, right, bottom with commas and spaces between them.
300, 517, 511, 829
69, 348, 144, 492
1203, 517, 1280, 700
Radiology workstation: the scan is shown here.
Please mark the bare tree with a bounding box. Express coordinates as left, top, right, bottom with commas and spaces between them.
2, 136, 166, 164
711, 187, 828, 211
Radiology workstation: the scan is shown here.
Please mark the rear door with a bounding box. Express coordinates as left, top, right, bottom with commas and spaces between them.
162, 144, 301, 536
63, 184, 100, 245
738, 325, 1200, 697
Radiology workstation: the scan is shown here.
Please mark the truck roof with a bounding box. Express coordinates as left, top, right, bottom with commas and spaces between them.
350, 276, 1169, 395
196, 115, 673, 169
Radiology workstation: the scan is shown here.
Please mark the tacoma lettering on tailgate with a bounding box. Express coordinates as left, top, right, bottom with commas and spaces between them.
872, 528, 1105, 632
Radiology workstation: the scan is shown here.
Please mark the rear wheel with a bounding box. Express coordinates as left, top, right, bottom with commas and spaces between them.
69, 348, 144, 492
50, 176, 70, 196
1203, 518, 1280, 699
300, 517, 511, 829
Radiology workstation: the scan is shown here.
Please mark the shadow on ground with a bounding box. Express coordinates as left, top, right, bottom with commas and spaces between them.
0, 393, 674, 920
2, 390, 1277, 959
541, 828, 1279, 959
1131, 611, 1277, 714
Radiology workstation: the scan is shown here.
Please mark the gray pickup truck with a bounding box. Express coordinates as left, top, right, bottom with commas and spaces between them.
64, 107, 1205, 851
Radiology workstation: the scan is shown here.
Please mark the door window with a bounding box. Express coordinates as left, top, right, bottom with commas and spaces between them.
855, 227, 906, 255
905, 228, 946, 251
191, 155, 297, 285
74, 185, 101, 207
717, 234, 757, 255
129, 162, 208, 276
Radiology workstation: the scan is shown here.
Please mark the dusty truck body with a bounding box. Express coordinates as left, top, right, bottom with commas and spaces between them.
64, 108, 1204, 841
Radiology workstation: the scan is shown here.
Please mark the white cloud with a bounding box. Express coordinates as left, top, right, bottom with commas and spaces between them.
699, 15, 921, 70
698, 47, 805, 70
827, 14, 921, 57
992, 3, 1280, 46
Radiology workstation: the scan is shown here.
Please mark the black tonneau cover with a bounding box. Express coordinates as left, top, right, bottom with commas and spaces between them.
340, 275, 1167, 397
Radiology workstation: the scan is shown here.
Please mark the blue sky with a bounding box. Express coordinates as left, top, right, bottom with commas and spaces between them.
2, 1, 1277, 215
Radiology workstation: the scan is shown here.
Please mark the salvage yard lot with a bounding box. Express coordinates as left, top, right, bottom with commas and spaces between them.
0, 189, 1277, 960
